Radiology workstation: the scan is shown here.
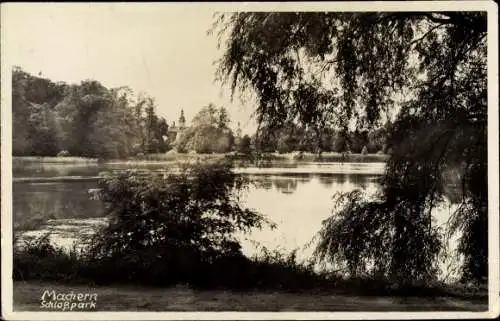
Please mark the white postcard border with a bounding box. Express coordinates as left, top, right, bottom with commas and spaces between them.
1, 1, 498, 320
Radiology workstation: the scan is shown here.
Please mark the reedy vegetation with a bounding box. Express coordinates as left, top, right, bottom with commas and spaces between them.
212, 12, 487, 284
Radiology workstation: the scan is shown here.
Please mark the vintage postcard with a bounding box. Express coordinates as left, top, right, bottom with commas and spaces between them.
1, 1, 498, 320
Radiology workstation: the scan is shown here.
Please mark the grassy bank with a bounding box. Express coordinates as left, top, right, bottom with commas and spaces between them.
287, 152, 389, 163
127, 151, 389, 163
13, 151, 389, 165
13, 281, 487, 311
13, 156, 99, 164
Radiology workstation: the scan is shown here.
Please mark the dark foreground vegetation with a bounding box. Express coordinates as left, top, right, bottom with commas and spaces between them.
13, 232, 487, 300
14, 161, 485, 302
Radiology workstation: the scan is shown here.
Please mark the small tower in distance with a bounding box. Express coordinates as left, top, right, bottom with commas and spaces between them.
179, 109, 186, 128
236, 122, 242, 138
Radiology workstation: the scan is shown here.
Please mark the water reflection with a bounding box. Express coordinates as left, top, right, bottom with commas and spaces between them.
13, 162, 176, 178
273, 177, 299, 194
13, 170, 378, 236
243, 173, 379, 195
247, 174, 313, 193
14, 161, 386, 179
317, 175, 335, 188
13, 181, 105, 231
249, 176, 274, 190
14, 162, 101, 178
239, 175, 379, 264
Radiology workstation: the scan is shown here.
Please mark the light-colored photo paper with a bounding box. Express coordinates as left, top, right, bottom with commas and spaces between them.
1, 1, 499, 320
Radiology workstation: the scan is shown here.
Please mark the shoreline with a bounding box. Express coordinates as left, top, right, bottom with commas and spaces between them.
13, 155, 387, 182
12, 168, 385, 183
13, 152, 389, 165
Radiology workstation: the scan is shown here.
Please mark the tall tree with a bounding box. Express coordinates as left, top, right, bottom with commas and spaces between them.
213, 12, 488, 284
176, 104, 235, 154
26, 103, 58, 156
12, 67, 164, 158
12, 67, 66, 155
238, 134, 252, 155
86, 88, 143, 159
218, 106, 230, 129
144, 98, 158, 153
54, 80, 113, 156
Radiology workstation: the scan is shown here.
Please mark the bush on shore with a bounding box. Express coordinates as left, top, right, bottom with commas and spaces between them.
16, 160, 310, 290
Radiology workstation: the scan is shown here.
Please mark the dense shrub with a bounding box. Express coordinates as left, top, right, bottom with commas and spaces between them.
14, 235, 470, 297
81, 160, 274, 285
14, 234, 84, 282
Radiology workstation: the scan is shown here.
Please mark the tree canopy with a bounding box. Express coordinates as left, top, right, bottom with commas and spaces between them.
213, 12, 487, 284
252, 121, 388, 154
12, 68, 170, 158
176, 104, 236, 154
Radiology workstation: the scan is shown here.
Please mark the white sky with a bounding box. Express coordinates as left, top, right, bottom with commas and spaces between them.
2, 3, 257, 134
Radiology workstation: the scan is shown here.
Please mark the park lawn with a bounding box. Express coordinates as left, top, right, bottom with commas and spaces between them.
13, 281, 487, 312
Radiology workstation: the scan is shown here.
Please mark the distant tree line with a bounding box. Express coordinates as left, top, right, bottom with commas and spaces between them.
13, 67, 389, 158
251, 122, 390, 155
12, 67, 170, 158
174, 108, 390, 155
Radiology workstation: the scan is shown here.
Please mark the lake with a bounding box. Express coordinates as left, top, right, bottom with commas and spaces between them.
13, 160, 461, 280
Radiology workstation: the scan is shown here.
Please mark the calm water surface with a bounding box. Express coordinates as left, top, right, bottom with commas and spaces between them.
13, 161, 460, 279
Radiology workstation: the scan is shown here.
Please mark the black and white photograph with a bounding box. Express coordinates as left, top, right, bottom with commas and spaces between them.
1, 2, 498, 319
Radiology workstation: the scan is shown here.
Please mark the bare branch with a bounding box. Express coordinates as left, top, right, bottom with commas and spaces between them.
408, 23, 446, 48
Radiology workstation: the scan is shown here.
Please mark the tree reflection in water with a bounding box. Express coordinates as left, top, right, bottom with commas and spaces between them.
272, 175, 311, 194
248, 173, 378, 195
